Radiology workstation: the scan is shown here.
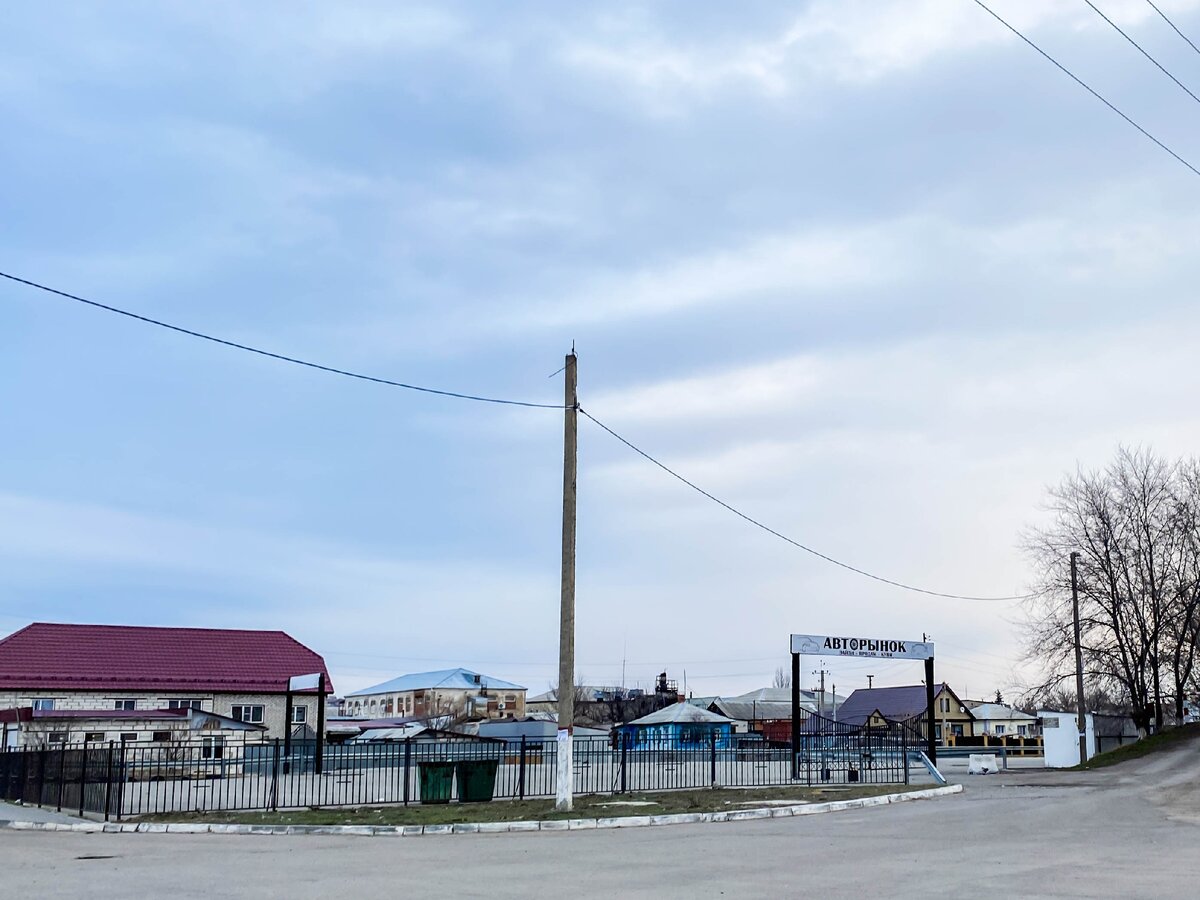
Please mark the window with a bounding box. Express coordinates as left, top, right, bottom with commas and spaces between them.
1017, 724, 1028, 736
48, 732, 68, 743
292, 706, 307, 724
120, 733, 138, 742
113, 699, 136, 711
940, 698, 950, 713
504, 694, 516, 703
202, 737, 225, 760
152, 731, 171, 742
167, 699, 203, 710
84, 732, 105, 742
995, 724, 1006, 735
231, 705, 264, 724
32, 699, 56, 711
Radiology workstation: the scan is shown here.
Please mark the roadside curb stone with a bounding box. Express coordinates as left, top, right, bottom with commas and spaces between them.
0, 785, 964, 839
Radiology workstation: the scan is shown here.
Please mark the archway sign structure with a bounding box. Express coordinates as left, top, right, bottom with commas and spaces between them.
789, 633, 937, 776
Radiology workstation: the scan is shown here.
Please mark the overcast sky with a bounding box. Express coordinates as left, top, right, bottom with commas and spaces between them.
4, 1, 1200, 702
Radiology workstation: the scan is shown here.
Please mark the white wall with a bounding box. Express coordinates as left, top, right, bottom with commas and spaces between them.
1039, 710, 1097, 767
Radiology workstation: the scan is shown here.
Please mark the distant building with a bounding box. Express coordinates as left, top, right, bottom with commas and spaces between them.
342, 668, 526, 721
0, 622, 331, 743
835, 683, 975, 742
709, 687, 818, 742
968, 702, 1038, 737
620, 702, 737, 749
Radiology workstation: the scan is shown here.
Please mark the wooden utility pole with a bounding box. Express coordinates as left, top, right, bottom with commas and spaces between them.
556, 350, 578, 812
1071, 551, 1088, 765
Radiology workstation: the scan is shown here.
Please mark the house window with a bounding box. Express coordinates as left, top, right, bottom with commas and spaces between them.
167, 699, 203, 710
113, 699, 136, 711
292, 706, 307, 724
504, 694, 516, 703
152, 731, 171, 742
84, 732, 105, 742
202, 737, 225, 760
120, 733, 138, 742
231, 705, 264, 724
995, 724, 1006, 735
1017, 725, 1028, 736
32, 699, 56, 711
940, 698, 950, 713
48, 732, 68, 743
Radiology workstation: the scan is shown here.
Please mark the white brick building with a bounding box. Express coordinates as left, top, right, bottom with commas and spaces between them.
0, 622, 332, 744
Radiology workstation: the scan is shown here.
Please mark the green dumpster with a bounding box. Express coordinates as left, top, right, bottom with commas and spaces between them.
455, 759, 499, 802
418, 761, 456, 804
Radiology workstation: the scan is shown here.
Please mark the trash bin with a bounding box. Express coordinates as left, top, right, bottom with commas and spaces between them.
455, 759, 499, 802
418, 762, 456, 804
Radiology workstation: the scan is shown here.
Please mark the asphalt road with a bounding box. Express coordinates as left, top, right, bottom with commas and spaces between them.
2, 742, 1197, 899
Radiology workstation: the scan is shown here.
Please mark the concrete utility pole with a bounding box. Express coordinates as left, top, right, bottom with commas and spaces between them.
1071, 551, 1088, 765
556, 350, 578, 812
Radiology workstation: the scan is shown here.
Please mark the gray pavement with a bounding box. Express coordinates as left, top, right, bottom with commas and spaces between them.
0, 800, 83, 824
0, 742, 1197, 899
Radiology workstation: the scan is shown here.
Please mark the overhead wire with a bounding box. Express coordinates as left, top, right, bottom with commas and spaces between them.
971, 0, 1200, 179
6, 268, 1034, 603
1145, 0, 1200, 58
578, 407, 1029, 603
1084, 0, 1200, 106
0, 270, 564, 409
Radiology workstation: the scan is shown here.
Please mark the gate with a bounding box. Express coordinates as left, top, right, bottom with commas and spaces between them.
794, 714, 917, 785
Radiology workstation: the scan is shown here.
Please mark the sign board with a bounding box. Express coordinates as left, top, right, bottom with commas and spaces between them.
288, 673, 323, 691
790, 633, 934, 660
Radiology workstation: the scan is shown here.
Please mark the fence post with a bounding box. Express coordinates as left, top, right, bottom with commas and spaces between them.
78, 743, 88, 817
710, 732, 717, 787
56, 748, 66, 812
518, 736, 526, 801
270, 739, 280, 812
103, 743, 114, 822
402, 738, 411, 806
620, 732, 628, 794
115, 743, 126, 821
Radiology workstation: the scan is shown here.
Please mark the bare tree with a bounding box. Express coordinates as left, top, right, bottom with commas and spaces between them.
1023, 447, 1200, 733
772, 665, 791, 689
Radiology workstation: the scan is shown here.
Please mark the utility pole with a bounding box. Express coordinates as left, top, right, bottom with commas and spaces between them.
812, 666, 830, 720
556, 350, 578, 812
1071, 551, 1088, 765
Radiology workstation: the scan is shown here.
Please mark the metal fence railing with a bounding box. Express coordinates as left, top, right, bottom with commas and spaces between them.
0, 726, 915, 820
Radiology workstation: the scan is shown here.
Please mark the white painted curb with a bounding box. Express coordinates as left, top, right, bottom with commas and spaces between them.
0, 785, 963, 838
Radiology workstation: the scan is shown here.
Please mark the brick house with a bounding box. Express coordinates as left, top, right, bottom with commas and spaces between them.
0, 623, 332, 744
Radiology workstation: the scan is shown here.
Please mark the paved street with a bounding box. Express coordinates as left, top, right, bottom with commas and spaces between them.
1, 743, 1197, 899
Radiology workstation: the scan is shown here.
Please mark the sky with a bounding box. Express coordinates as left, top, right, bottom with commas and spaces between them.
4, 0, 1200, 704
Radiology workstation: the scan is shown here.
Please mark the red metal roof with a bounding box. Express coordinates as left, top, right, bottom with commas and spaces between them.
0, 623, 332, 694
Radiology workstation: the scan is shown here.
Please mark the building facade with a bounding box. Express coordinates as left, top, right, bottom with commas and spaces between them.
343, 668, 526, 721
0, 622, 332, 742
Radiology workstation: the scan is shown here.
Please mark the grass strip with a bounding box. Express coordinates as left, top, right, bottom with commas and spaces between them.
137, 784, 921, 827
1077, 722, 1200, 770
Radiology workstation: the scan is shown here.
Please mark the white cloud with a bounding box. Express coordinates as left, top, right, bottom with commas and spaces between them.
557, 0, 1200, 107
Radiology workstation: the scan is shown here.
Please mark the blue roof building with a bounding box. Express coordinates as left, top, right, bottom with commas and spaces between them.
341, 668, 527, 721
620, 702, 737, 749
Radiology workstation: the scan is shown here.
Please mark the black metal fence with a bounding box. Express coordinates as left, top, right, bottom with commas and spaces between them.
0, 725, 915, 820
795, 714, 917, 786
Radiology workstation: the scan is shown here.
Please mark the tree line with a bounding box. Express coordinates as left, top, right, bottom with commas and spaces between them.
1025, 447, 1200, 733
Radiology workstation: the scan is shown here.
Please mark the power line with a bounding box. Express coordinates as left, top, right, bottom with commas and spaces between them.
579, 407, 1029, 603
0, 270, 565, 409
1084, 0, 1200, 106
1145, 0, 1200, 58
972, 0, 1200, 179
